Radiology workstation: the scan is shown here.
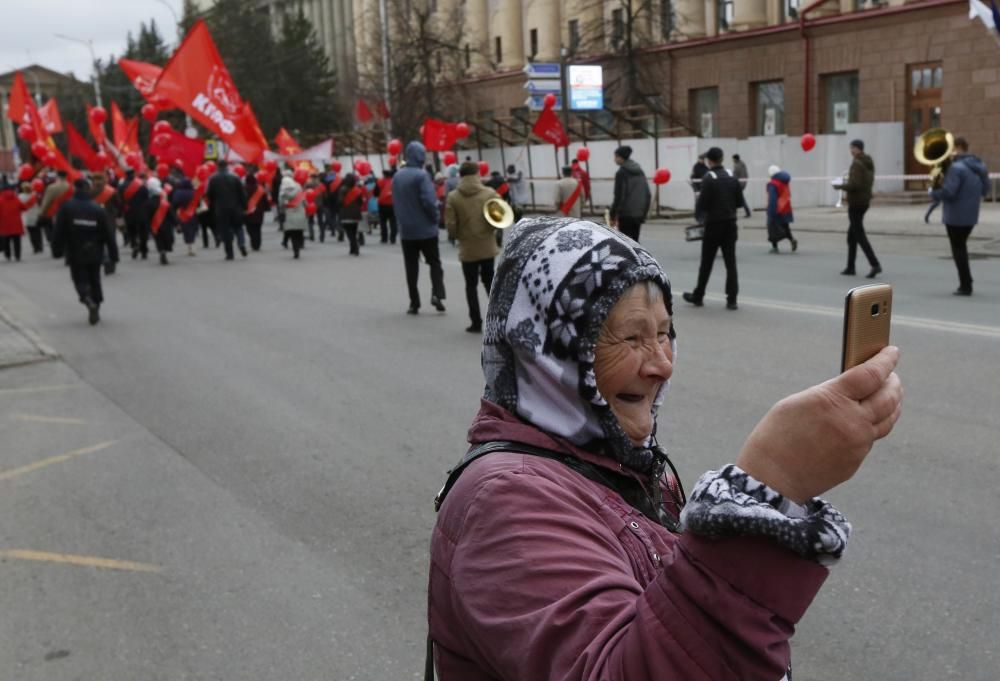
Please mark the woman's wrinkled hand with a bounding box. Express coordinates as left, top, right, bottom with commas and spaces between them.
736, 346, 903, 504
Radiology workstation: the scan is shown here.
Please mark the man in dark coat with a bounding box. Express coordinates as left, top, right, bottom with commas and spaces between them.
205, 159, 248, 260
834, 139, 881, 278
53, 178, 115, 325
930, 136, 990, 295
683, 146, 745, 310
609, 145, 651, 242
118, 168, 150, 260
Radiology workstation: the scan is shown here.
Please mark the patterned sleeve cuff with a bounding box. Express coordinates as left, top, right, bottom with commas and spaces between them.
678, 464, 852, 566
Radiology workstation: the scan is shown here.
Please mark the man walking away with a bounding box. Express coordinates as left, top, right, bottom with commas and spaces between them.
931, 136, 989, 296
609, 145, 651, 242
683, 147, 744, 310
765, 165, 797, 253
375, 168, 397, 244
732, 154, 752, 218
89, 172, 121, 273
555, 166, 583, 219
834, 139, 881, 278
392, 141, 446, 315
53, 178, 114, 325
446, 162, 500, 333
39, 170, 72, 256
118, 168, 150, 260
206, 159, 248, 260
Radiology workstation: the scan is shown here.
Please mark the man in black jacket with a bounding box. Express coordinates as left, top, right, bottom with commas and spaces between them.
118, 168, 150, 260
206, 159, 248, 260
53, 178, 115, 325
683, 147, 744, 310
609, 145, 651, 242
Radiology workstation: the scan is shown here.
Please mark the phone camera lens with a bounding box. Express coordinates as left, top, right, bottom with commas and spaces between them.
870, 303, 880, 317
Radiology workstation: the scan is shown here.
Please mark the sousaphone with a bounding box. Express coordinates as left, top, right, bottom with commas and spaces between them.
914, 128, 955, 188
483, 197, 514, 229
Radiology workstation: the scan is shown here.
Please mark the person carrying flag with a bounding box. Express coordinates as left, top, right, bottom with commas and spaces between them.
554, 165, 583, 219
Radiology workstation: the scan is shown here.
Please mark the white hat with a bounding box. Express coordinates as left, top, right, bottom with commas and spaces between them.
146, 177, 162, 195
768, 165, 781, 177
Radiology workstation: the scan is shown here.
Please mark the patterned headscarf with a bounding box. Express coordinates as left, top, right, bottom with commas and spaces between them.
483, 216, 675, 475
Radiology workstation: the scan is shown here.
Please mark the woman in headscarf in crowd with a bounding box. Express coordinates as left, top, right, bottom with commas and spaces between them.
145, 178, 176, 266
766, 164, 798, 253
278, 173, 307, 259
428, 216, 903, 681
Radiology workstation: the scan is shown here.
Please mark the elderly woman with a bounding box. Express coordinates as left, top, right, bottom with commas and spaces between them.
428, 217, 902, 680
278, 174, 307, 259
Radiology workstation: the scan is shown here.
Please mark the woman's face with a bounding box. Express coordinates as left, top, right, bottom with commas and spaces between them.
594, 285, 673, 446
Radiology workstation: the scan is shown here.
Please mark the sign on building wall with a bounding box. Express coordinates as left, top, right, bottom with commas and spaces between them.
833, 102, 850, 132
568, 65, 603, 110
701, 113, 714, 138
763, 108, 776, 136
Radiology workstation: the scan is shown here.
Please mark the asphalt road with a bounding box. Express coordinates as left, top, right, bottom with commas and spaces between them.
1, 215, 998, 681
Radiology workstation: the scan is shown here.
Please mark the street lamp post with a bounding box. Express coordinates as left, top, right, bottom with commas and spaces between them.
53, 33, 102, 107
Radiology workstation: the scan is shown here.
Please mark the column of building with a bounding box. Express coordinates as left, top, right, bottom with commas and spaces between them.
489, 0, 524, 69
523, 0, 561, 61
464, 0, 491, 74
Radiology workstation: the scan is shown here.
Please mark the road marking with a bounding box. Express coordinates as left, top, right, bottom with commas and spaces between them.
10, 413, 87, 425
0, 550, 161, 573
0, 384, 78, 395
704, 294, 1000, 339
0, 441, 116, 482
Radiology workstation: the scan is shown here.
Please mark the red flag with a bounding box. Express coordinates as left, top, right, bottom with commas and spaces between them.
376, 100, 390, 120
111, 101, 129, 151
85, 102, 107, 147
39, 98, 63, 135
126, 117, 140, 154
532, 106, 570, 148
6, 72, 33, 124
150, 127, 205, 177
118, 58, 170, 109
275, 127, 302, 156
65, 121, 99, 170
355, 99, 373, 124
422, 118, 460, 152
151, 20, 266, 163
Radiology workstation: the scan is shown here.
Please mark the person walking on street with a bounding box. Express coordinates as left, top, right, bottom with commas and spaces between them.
732, 154, 752, 218
118, 168, 150, 260
206, 159, 248, 260
39, 170, 73, 256
337, 173, 366, 256
555, 165, 583, 218
609, 145, 651, 242
375, 169, 397, 244
392, 141, 446, 314
765, 165, 797, 253
446, 162, 500, 333
243, 172, 271, 252
683, 147, 744, 310
278, 174, 307, 259
19, 181, 42, 254
571, 159, 591, 203
930, 136, 989, 296
171, 177, 200, 256
1, 178, 38, 262
52, 178, 115, 325
834, 139, 881, 278
89, 171, 121, 273
145, 178, 176, 266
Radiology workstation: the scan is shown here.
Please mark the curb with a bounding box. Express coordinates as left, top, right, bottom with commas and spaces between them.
0, 302, 60, 371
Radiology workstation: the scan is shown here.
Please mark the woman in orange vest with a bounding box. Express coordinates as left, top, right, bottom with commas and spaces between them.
766, 165, 797, 253
337, 173, 367, 256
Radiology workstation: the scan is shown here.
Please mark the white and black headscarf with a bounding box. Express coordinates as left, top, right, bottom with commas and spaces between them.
483, 216, 675, 476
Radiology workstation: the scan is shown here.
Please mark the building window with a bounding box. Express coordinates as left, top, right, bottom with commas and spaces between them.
611, 8, 624, 49
465, 44, 471, 69
690, 87, 719, 137
782, 0, 799, 20
753, 80, 785, 135
661, 0, 675, 39
718, 0, 734, 31
495, 36, 502, 64
822, 71, 859, 134
568, 19, 580, 54
529, 29, 538, 58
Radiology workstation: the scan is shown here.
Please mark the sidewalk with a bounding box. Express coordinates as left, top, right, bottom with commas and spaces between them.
0, 303, 57, 370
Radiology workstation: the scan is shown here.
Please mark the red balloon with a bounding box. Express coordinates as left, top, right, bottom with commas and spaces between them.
293, 168, 309, 185
156, 163, 170, 180
653, 168, 671, 185
31, 141, 48, 159
89, 106, 107, 126
153, 133, 171, 149
126, 152, 142, 169
196, 165, 210, 181
478, 160, 489, 177
330, 160, 342, 172
255, 171, 269, 184
576, 147, 591, 162
17, 164, 34, 181
205, 161, 217, 174
359, 162, 372, 176
543, 93, 557, 109
388, 154, 398, 167
442, 151, 457, 166
95, 151, 110, 168
304, 188, 317, 202
304, 202, 317, 217
17, 123, 36, 143
141, 103, 157, 122
153, 120, 172, 135
44, 151, 59, 167
800, 133, 816, 152
264, 159, 278, 173
31, 178, 45, 194
232, 164, 246, 178
456, 122, 470, 139
387, 138, 403, 156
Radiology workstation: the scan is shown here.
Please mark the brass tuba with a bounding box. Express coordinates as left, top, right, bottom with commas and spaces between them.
914, 128, 955, 188
483, 197, 514, 229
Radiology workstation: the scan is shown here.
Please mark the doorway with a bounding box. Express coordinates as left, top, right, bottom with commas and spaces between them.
906, 62, 943, 187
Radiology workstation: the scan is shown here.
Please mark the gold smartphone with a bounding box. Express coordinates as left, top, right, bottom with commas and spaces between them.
841, 284, 893, 371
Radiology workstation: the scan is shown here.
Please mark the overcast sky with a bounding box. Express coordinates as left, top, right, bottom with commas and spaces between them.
0, 0, 184, 81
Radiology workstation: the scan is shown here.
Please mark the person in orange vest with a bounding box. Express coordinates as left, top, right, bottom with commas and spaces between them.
243, 172, 271, 251
89, 171, 121, 274
765, 165, 797, 253
375, 168, 397, 244
38, 170, 72, 257
554, 165, 583, 219
570, 159, 591, 202
118, 168, 151, 260
145, 178, 176, 266
337, 173, 367, 256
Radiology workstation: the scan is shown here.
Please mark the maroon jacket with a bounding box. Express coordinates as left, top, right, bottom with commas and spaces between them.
429, 400, 829, 681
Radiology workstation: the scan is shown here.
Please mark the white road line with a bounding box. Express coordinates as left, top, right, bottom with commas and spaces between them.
703, 294, 1000, 338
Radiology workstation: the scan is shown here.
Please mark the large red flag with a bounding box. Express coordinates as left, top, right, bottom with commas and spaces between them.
275, 127, 302, 156
151, 20, 266, 163
117, 58, 171, 110
6, 72, 33, 124
39, 98, 64, 135
422, 118, 461, 152
355, 99, 373, 125
126, 117, 140, 154
532, 106, 570, 148
111, 101, 129, 150
149, 127, 205, 177
85, 102, 108, 148
65, 121, 99, 170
